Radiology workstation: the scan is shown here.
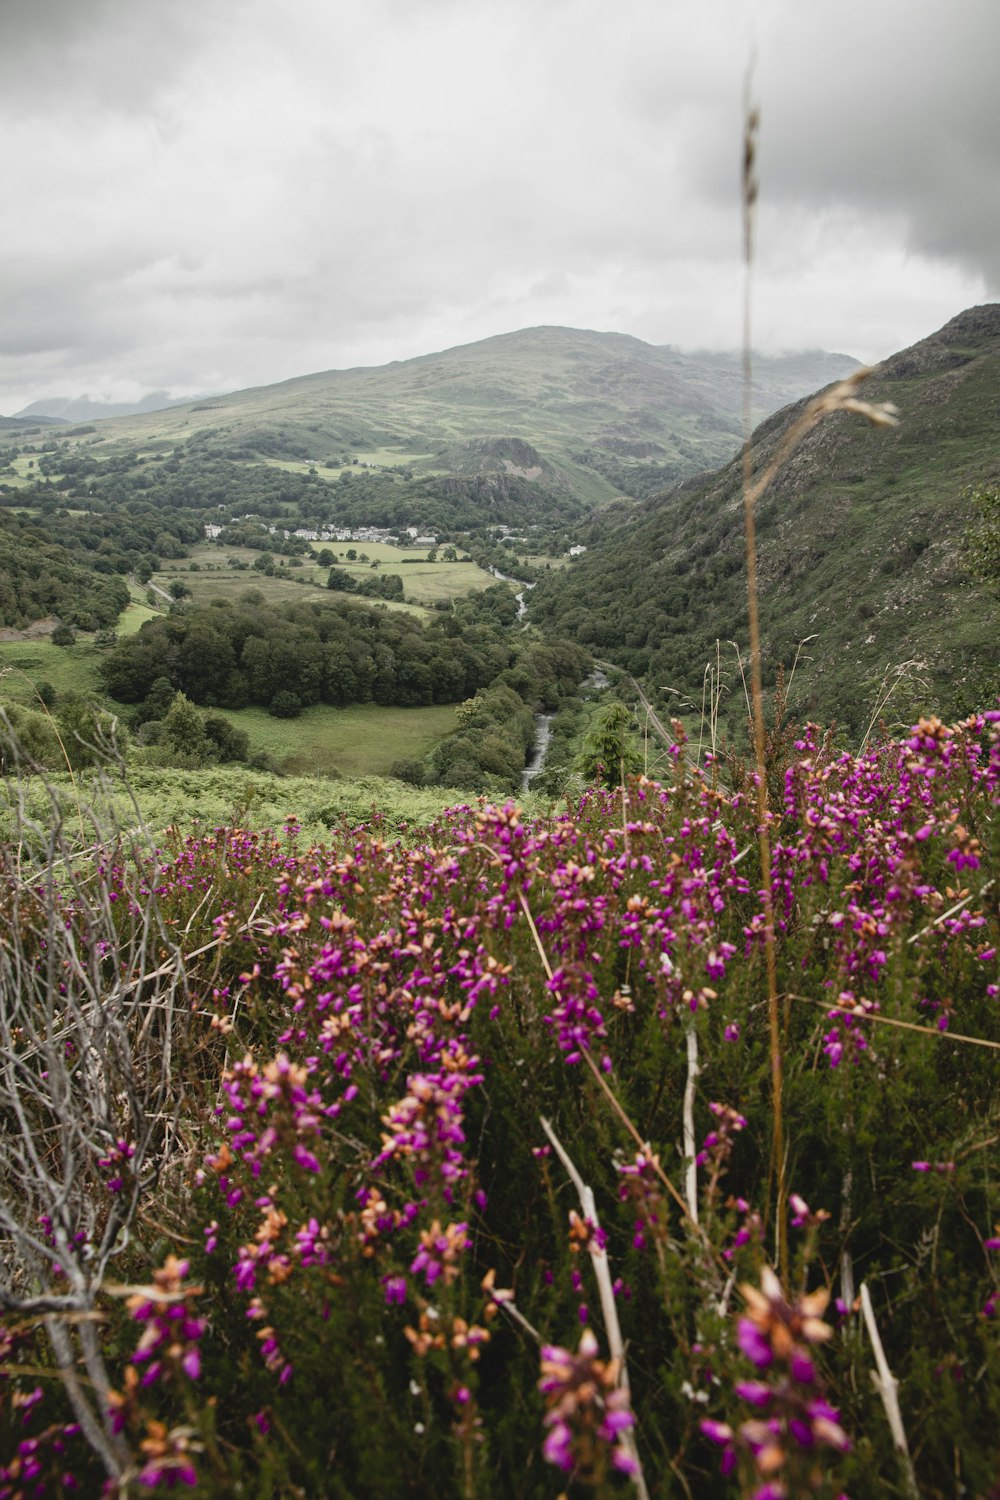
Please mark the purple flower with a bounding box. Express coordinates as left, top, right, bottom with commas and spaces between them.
737, 1318, 774, 1370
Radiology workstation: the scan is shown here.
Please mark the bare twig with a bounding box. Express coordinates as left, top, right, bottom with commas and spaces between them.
860, 1283, 919, 1499
539, 1116, 650, 1500
682, 1014, 700, 1225
785, 991, 1000, 1050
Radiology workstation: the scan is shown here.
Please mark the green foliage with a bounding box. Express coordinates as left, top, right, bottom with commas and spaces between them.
0, 513, 129, 631
268, 689, 302, 719
966, 481, 1000, 588
575, 700, 643, 788
0, 702, 62, 769
531, 308, 1000, 738
96, 594, 562, 720
55, 691, 128, 768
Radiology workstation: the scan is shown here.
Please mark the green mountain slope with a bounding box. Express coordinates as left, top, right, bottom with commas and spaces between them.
60, 327, 858, 508
528, 305, 1000, 738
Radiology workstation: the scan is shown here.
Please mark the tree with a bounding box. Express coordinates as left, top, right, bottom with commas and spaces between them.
326, 566, 357, 593
269, 689, 302, 719
203, 713, 250, 762
51, 622, 76, 646
576, 701, 642, 789
159, 692, 209, 764
56, 694, 126, 769
167, 580, 191, 600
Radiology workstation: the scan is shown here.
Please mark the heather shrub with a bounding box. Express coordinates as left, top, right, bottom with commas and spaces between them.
0, 711, 997, 1496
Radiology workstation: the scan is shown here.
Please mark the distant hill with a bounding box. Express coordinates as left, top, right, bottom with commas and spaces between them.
13, 391, 197, 422
528, 305, 1000, 737
53, 328, 859, 508
0, 414, 67, 431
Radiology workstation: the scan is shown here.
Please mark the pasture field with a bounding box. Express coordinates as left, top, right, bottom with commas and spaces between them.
0, 637, 103, 701
116, 599, 161, 635
208, 701, 459, 777
0, 592, 164, 703
153, 540, 496, 610
321, 551, 493, 603
257, 447, 435, 474
151, 560, 433, 619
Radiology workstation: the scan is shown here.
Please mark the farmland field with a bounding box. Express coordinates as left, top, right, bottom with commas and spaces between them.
152, 540, 498, 610
0, 637, 104, 701
208, 701, 459, 777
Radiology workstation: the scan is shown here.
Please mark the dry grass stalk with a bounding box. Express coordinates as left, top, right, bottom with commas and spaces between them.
739, 94, 898, 1275
540, 1115, 650, 1500
860, 1282, 920, 1498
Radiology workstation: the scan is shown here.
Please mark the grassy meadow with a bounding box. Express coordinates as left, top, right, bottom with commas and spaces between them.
2, 762, 485, 843
209, 701, 459, 777
0, 634, 463, 782
0, 636, 104, 700
152, 540, 498, 613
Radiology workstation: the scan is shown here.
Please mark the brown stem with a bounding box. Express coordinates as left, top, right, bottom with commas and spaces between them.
741, 92, 787, 1276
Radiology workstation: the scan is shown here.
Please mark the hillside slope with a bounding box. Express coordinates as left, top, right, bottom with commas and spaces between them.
528, 305, 1000, 737
56, 328, 858, 508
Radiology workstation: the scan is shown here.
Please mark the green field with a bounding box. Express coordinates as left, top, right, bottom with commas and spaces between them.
208, 701, 458, 777
153, 540, 497, 611
0, 592, 464, 786
2, 764, 494, 843
117, 600, 161, 635
0, 637, 104, 702
0, 628, 463, 780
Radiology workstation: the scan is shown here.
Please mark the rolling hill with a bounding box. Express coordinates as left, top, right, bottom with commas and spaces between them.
528, 304, 1000, 738
44, 328, 858, 509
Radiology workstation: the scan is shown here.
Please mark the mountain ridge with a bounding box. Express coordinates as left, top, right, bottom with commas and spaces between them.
528, 304, 1000, 735
29, 326, 860, 509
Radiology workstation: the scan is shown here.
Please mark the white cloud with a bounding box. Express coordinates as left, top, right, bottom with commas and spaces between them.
1, 0, 996, 413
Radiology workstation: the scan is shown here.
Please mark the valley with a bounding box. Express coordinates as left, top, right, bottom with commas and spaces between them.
0, 311, 996, 819
1, 314, 998, 1499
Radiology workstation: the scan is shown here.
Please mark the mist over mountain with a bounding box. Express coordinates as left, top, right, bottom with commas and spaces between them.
13, 391, 199, 422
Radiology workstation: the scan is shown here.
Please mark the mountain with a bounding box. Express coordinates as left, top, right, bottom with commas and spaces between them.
13, 391, 197, 422
0, 414, 67, 431
528, 305, 1000, 737
51, 328, 859, 508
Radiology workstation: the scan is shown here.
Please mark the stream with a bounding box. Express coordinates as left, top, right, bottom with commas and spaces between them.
522, 713, 555, 790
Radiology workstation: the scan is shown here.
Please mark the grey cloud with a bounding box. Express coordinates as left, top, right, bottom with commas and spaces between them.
0, 0, 995, 415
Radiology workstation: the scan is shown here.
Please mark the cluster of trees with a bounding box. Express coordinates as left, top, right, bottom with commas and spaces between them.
0, 487, 204, 579
0, 685, 263, 775
97, 593, 526, 716
326, 566, 404, 601
394, 636, 590, 793
9, 439, 586, 542
0, 518, 129, 630
571, 445, 685, 499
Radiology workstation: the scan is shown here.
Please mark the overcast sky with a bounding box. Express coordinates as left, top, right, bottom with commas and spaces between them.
2, 0, 997, 415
